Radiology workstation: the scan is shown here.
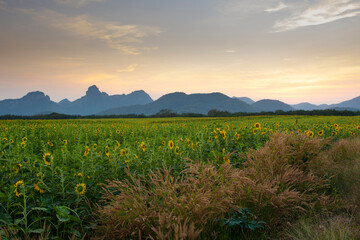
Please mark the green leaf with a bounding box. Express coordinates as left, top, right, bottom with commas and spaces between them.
56, 214, 70, 222
14, 218, 23, 225
31, 207, 48, 212
29, 228, 45, 234
54, 206, 70, 215
0, 213, 12, 225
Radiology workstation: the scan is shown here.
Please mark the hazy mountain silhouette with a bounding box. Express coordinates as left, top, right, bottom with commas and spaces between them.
292, 102, 327, 111
0, 91, 57, 115
0, 87, 358, 116
251, 99, 294, 112
329, 96, 360, 110
57, 85, 153, 115
0, 85, 153, 116
98, 92, 258, 115
232, 97, 255, 104
292, 96, 360, 111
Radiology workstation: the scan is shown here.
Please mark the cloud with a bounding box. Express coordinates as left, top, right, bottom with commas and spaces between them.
224, 49, 236, 53
265, 2, 287, 13
273, 0, 360, 32
117, 64, 138, 73
18, 8, 161, 55
54, 0, 106, 7
0, 0, 7, 10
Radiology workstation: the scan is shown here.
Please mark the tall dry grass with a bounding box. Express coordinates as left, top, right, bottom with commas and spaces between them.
315, 137, 360, 215
94, 132, 335, 239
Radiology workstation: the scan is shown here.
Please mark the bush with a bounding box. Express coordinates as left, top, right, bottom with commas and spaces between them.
281, 213, 360, 240
315, 137, 360, 215
235, 132, 333, 227
94, 132, 335, 239
94, 162, 237, 239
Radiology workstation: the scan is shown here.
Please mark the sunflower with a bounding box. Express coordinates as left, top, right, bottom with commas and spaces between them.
141, 141, 146, 152
175, 146, 180, 155
2, 138, 7, 143
116, 129, 120, 134
14, 180, 24, 197
43, 153, 53, 166
116, 140, 120, 149
334, 124, 339, 128
168, 140, 174, 150
75, 183, 86, 195
332, 131, 337, 136
220, 130, 226, 139
119, 149, 124, 156
92, 143, 97, 150
305, 130, 314, 138
84, 146, 90, 156
105, 146, 110, 158
253, 129, 257, 134
213, 130, 217, 139
254, 122, 261, 129
234, 133, 240, 140
357, 126, 360, 131
34, 181, 45, 194
318, 130, 324, 136
22, 137, 28, 142
63, 139, 68, 145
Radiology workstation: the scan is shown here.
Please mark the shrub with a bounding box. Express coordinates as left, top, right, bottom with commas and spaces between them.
281, 213, 360, 240
94, 162, 237, 239
235, 132, 333, 226
315, 137, 360, 215
94, 132, 335, 239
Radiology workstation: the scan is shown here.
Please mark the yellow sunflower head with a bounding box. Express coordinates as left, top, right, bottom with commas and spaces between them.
168, 140, 174, 149
83, 146, 90, 156
75, 183, 86, 195
234, 133, 239, 140
34, 181, 45, 194
254, 122, 261, 129
14, 180, 24, 197
43, 153, 53, 166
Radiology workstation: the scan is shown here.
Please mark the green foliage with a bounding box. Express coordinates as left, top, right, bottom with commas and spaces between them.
0, 116, 359, 238
219, 208, 265, 230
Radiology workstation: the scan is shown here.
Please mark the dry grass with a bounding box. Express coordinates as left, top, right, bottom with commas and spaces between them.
281, 213, 360, 240
93, 132, 338, 239
235, 132, 333, 226
94, 162, 237, 239
315, 137, 360, 216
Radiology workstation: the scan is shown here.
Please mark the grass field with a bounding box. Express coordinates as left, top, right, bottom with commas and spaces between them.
1, 116, 360, 239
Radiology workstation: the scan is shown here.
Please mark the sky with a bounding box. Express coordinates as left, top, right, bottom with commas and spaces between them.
0, 0, 359, 104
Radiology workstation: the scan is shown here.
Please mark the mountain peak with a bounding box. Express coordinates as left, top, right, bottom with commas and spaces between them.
22, 91, 49, 101
86, 85, 101, 96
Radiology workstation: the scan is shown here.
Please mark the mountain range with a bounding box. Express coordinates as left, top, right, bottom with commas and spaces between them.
0, 85, 358, 116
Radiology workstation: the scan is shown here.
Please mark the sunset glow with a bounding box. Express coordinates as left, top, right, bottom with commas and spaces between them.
0, 0, 359, 104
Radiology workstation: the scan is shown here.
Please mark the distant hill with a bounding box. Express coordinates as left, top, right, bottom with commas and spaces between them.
329, 96, 360, 110
0, 85, 153, 116
0, 86, 358, 116
251, 99, 294, 112
292, 96, 360, 111
291, 102, 328, 111
232, 97, 255, 104
99, 92, 258, 115
57, 85, 153, 115
0, 91, 57, 116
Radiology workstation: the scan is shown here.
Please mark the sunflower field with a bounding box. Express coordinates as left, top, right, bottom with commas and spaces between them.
1, 115, 360, 239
